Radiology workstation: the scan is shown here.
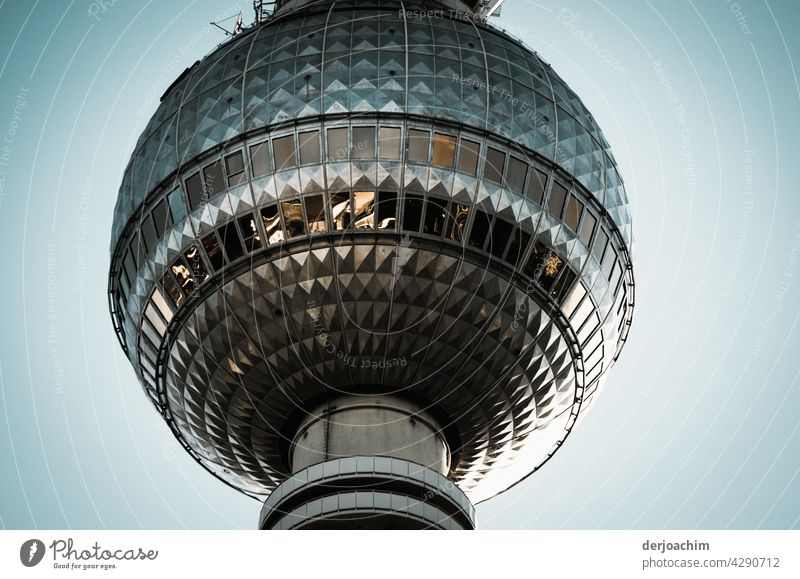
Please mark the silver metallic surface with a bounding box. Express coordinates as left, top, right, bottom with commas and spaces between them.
108, 0, 636, 517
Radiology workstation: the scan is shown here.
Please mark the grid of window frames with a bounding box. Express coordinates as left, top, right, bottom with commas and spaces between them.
120, 123, 632, 374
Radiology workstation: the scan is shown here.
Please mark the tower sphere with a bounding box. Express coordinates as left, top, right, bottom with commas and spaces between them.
109, 0, 634, 528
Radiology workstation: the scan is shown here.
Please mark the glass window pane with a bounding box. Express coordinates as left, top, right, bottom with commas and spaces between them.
352, 126, 376, 159
273, 134, 296, 170
330, 192, 351, 230
525, 168, 548, 204
281, 199, 306, 238
407, 129, 429, 163
184, 244, 208, 282
170, 258, 196, 295
468, 209, 491, 249
379, 127, 401, 160
326, 127, 348, 161
202, 232, 225, 270
238, 214, 261, 252
151, 287, 174, 322
592, 229, 608, 262
250, 142, 271, 177
402, 194, 424, 232
185, 172, 204, 210
377, 191, 397, 229
551, 266, 577, 302
225, 151, 246, 188
152, 199, 171, 237
141, 215, 158, 254
564, 194, 583, 231
446, 203, 470, 242
483, 147, 505, 183
602, 245, 617, 278
161, 271, 183, 308
562, 282, 587, 317
261, 204, 284, 243
304, 195, 326, 233
298, 130, 320, 165
423, 197, 448, 236
220, 221, 245, 261
505, 228, 530, 266
144, 302, 167, 337
431, 133, 456, 168
203, 160, 225, 197
489, 218, 513, 258
352, 191, 375, 229
578, 211, 596, 246
523, 241, 550, 279
506, 157, 527, 195
540, 251, 564, 291
168, 187, 187, 223
548, 182, 567, 217
457, 138, 480, 175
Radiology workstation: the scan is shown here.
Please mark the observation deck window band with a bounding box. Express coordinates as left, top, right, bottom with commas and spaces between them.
378, 126, 401, 160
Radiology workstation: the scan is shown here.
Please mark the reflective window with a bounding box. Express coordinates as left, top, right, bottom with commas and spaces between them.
261, 205, 284, 243
352, 191, 375, 228
506, 157, 528, 195
578, 211, 596, 246
423, 197, 448, 236
184, 244, 208, 282
592, 229, 608, 262
330, 192, 351, 230
483, 147, 505, 184
489, 218, 513, 258
602, 245, 617, 278
304, 195, 326, 233
352, 126, 376, 159
185, 172, 204, 210
281, 199, 306, 238
550, 265, 577, 302
457, 138, 480, 176
141, 214, 158, 254
298, 130, 320, 165
564, 194, 583, 231
523, 241, 552, 280
539, 251, 564, 292
402, 194, 424, 232
468, 209, 491, 248
250, 142, 271, 177
220, 221, 245, 261
431, 133, 456, 168
202, 232, 225, 270
610, 261, 623, 293
525, 168, 548, 204
326, 127, 348, 161
238, 214, 261, 252
407, 129, 430, 163
225, 151, 247, 186
151, 287, 174, 323
203, 160, 225, 197
548, 182, 567, 217
122, 250, 136, 286
170, 258, 196, 296
446, 203, 470, 242
168, 187, 187, 223
273, 135, 296, 170
505, 228, 531, 265
152, 199, 171, 237
379, 127, 401, 160
161, 271, 184, 308
377, 191, 397, 229
562, 282, 587, 317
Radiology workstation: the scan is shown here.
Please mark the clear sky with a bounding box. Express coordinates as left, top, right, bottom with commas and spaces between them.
1, 0, 799, 529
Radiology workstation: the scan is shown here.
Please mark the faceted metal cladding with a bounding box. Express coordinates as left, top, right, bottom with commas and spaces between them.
108, 0, 635, 519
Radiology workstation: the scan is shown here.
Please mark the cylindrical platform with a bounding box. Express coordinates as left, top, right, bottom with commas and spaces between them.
259, 456, 475, 529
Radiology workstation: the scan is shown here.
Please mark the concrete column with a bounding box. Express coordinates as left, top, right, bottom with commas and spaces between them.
290, 395, 450, 475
